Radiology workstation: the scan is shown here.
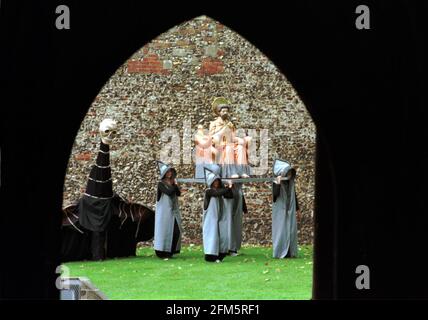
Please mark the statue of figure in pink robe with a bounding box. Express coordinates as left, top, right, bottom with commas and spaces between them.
234, 130, 252, 178
194, 124, 217, 179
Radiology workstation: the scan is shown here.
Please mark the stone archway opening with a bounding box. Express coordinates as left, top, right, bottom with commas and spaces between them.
62, 15, 316, 299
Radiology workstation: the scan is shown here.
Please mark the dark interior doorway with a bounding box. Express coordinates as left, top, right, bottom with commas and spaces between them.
1, 2, 428, 299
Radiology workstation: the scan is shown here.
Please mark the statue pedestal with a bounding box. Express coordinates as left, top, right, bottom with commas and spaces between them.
194, 163, 252, 179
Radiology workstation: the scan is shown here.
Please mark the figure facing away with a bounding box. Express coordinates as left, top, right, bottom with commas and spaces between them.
202, 166, 234, 262
272, 159, 299, 258
208, 97, 251, 178
154, 161, 182, 259
61, 118, 156, 262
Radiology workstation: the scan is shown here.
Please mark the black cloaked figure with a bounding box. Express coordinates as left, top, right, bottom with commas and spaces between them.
61, 119, 156, 262
78, 119, 117, 260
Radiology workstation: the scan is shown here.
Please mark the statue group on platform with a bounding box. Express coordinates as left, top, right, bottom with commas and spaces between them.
61, 98, 300, 263
194, 97, 252, 179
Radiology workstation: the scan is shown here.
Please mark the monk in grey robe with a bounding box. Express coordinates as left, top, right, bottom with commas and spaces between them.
272, 159, 299, 258
154, 161, 182, 259
202, 167, 234, 262
228, 183, 248, 256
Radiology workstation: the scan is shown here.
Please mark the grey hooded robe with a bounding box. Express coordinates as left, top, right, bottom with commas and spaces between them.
154, 161, 182, 254
272, 159, 298, 258
202, 168, 234, 256
226, 183, 248, 253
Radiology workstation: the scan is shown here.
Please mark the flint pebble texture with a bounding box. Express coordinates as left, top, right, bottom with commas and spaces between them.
63, 16, 316, 245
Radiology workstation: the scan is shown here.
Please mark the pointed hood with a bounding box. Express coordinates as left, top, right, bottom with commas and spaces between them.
157, 160, 176, 180
204, 167, 221, 188
273, 159, 294, 177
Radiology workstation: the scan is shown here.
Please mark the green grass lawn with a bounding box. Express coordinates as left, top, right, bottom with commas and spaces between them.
64, 244, 313, 300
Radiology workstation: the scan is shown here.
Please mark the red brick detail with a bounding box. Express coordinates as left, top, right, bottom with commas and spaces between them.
127, 54, 170, 74
197, 58, 224, 76
75, 152, 92, 161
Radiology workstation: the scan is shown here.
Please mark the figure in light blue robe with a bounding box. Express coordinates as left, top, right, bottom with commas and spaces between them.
205, 165, 247, 256
272, 159, 298, 258
154, 161, 182, 259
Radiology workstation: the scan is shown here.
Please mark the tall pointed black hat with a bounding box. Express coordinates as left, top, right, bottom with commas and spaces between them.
84, 141, 113, 199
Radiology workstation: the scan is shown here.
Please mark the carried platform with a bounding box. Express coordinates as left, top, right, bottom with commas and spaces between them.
176, 177, 289, 184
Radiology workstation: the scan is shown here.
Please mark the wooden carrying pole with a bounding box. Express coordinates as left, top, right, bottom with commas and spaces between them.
176, 177, 289, 184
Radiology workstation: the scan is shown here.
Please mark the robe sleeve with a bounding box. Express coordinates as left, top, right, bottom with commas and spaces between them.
206, 187, 230, 198
204, 187, 234, 210
223, 187, 234, 199
242, 195, 248, 214
173, 184, 181, 197
272, 182, 280, 203
157, 182, 179, 201
203, 191, 210, 211
157, 184, 161, 202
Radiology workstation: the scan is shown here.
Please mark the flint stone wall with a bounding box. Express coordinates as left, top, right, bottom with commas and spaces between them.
63, 16, 316, 245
